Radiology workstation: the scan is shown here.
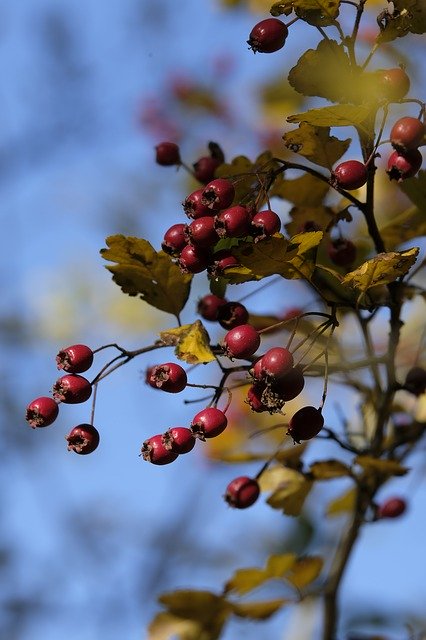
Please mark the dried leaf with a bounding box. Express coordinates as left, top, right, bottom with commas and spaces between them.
159, 321, 215, 364
342, 248, 419, 292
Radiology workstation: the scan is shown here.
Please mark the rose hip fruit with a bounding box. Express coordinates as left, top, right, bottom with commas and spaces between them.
155, 142, 181, 166
390, 117, 425, 152
52, 375, 92, 404
56, 344, 94, 374
251, 210, 281, 240
162, 223, 187, 255
201, 178, 235, 210
193, 156, 221, 184
162, 427, 196, 454
26, 396, 59, 428
66, 424, 100, 455
386, 149, 423, 181
403, 366, 426, 396
217, 301, 249, 329
260, 346, 294, 379
222, 324, 260, 359
141, 434, 179, 465
225, 476, 260, 509
378, 497, 407, 519
197, 294, 228, 321
331, 160, 367, 190
328, 238, 357, 267
147, 362, 187, 393
191, 407, 228, 440
287, 406, 324, 443
248, 18, 288, 54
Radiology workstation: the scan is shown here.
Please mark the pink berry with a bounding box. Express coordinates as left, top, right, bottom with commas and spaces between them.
162, 223, 187, 255
287, 406, 324, 443
147, 362, 187, 393
155, 142, 181, 166
331, 160, 367, 190
260, 347, 294, 380
162, 427, 196, 454
386, 149, 422, 181
248, 18, 288, 54
66, 424, 100, 455
378, 497, 406, 519
52, 374, 92, 404
201, 178, 235, 210
56, 344, 94, 374
26, 396, 59, 428
197, 294, 228, 321
225, 476, 260, 509
191, 407, 228, 440
141, 434, 179, 465
222, 324, 260, 360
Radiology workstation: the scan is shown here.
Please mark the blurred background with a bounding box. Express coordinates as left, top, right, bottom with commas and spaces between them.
2, 0, 426, 638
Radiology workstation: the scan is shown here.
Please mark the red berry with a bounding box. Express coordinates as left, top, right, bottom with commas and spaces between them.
246, 383, 269, 412
197, 294, 228, 321
162, 427, 196, 454
260, 347, 294, 380
178, 244, 211, 274
155, 142, 181, 166
208, 250, 239, 277
328, 238, 357, 267
217, 301, 249, 329
390, 117, 425, 152
287, 406, 324, 443
191, 407, 228, 440
378, 497, 406, 519
273, 365, 305, 401
52, 374, 92, 404
185, 216, 219, 248
193, 156, 221, 184
251, 210, 281, 240
141, 434, 179, 465
248, 18, 288, 54
162, 223, 187, 255
147, 362, 187, 393
331, 160, 367, 190
215, 205, 251, 238
201, 178, 235, 210
386, 149, 422, 181
183, 189, 216, 219
56, 344, 94, 374
26, 396, 59, 428
378, 67, 410, 101
222, 324, 260, 360
66, 423, 100, 455
225, 476, 260, 509
404, 366, 426, 396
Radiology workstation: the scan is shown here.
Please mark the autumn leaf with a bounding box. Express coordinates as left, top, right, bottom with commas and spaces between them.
342, 248, 419, 292
231, 599, 289, 620
271, 173, 330, 206
355, 456, 409, 477
271, 0, 340, 26
283, 123, 351, 169
260, 466, 313, 516
285, 556, 323, 591
287, 105, 371, 133
159, 321, 215, 364
326, 487, 356, 517
309, 460, 352, 480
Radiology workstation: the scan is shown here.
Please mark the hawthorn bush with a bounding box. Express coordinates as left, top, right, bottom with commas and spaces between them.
25, 0, 426, 638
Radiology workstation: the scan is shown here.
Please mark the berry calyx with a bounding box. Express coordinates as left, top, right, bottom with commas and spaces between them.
403, 366, 426, 396
378, 67, 410, 101
193, 156, 221, 184
248, 18, 288, 54
386, 149, 423, 181
147, 362, 187, 393
191, 407, 228, 440
26, 396, 59, 428
331, 160, 368, 191
52, 374, 92, 404
178, 244, 211, 274
224, 476, 260, 509
390, 117, 425, 152
141, 434, 179, 465
217, 301, 249, 329
222, 324, 260, 360
259, 347, 294, 380
287, 406, 324, 443
56, 344, 94, 374
155, 142, 181, 166
251, 210, 281, 240
328, 238, 357, 267
66, 424, 100, 455
162, 223, 187, 255
377, 497, 406, 519
197, 294, 228, 321
183, 189, 216, 219
201, 178, 235, 210
162, 427, 196, 454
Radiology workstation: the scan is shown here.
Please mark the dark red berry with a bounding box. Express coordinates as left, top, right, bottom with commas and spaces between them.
185, 216, 219, 248
273, 365, 305, 401
155, 142, 181, 166
287, 406, 324, 443
26, 396, 59, 428
246, 383, 269, 412
217, 301, 249, 329
197, 293, 228, 321
225, 476, 260, 509
260, 347, 294, 380
147, 362, 187, 393
56, 344, 94, 374
141, 434, 179, 465
386, 149, 422, 181
248, 18, 288, 54
183, 188, 216, 219
66, 423, 100, 455
250, 356, 265, 380
378, 67, 410, 101
201, 178, 235, 210
215, 205, 251, 238
178, 244, 211, 274
162, 223, 187, 255
328, 238, 357, 267
162, 427, 196, 454
191, 407, 228, 440
208, 250, 239, 277
52, 374, 92, 404
222, 324, 260, 360
331, 160, 367, 190
390, 117, 425, 152
378, 497, 406, 519
251, 210, 281, 240
193, 156, 221, 184
404, 366, 426, 396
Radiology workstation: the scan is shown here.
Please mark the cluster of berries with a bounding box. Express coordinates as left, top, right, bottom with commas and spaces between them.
25, 344, 99, 455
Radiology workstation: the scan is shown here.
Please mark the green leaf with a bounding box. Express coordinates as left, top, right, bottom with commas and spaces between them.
326, 487, 356, 517
271, 0, 340, 25
231, 599, 289, 620
309, 460, 351, 480
342, 247, 419, 292
355, 456, 409, 477
285, 204, 352, 237
101, 235, 192, 317
159, 321, 215, 364
283, 124, 351, 169
287, 105, 372, 132
377, 0, 426, 42
285, 556, 323, 591
271, 173, 330, 206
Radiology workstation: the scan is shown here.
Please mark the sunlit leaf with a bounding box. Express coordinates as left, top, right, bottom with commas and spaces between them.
342, 248, 419, 292
377, 0, 426, 42
231, 599, 289, 619
225, 568, 269, 595
287, 105, 371, 132
159, 321, 215, 364
379, 206, 426, 248
283, 124, 351, 169
271, 0, 340, 25
216, 151, 280, 205
265, 553, 297, 577
285, 556, 323, 591
262, 467, 313, 516
101, 235, 192, 317
355, 456, 409, 477
271, 173, 330, 206
148, 612, 204, 640
326, 487, 356, 516
309, 459, 352, 479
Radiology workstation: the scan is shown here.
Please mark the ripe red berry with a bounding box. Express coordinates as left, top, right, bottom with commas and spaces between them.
217, 301, 249, 329
155, 142, 181, 166
201, 178, 235, 210
162, 223, 187, 255
378, 497, 406, 519
260, 347, 294, 380
183, 188, 216, 219
141, 434, 179, 465
390, 117, 425, 152
185, 216, 219, 248
178, 244, 211, 274
26, 396, 59, 428
222, 324, 260, 359
331, 160, 368, 190
191, 407, 228, 440
193, 156, 221, 184
378, 67, 410, 101
162, 427, 196, 454
197, 294, 228, 321
251, 210, 281, 240
386, 149, 423, 181
287, 406, 324, 443
273, 365, 305, 401
208, 250, 239, 278
404, 366, 426, 396
215, 205, 252, 238
56, 344, 94, 374
248, 18, 288, 54
52, 374, 92, 404
246, 383, 269, 412
147, 362, 187, 393
328, 238, 357, 267
225, 476, 260, 509
66, 423, 100, 455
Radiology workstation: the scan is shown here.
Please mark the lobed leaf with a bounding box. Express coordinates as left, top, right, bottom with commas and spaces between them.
271, 0, 340, 25
159, 321, 215, 364
285, 204, 352, 237
271, 173, 330, 206
283, 123, 351, 169
379, 206, 426, 249
309, 459, 352, 480
287, 104, 371, 132
261, 467, 313, 516
342, 247, 419, 292
377, 0, 426, 42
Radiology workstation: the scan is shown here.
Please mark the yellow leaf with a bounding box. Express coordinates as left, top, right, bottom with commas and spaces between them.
342, 247, 419, 292
271, 173, 330, 206
285, 204, 352, 237
355, 456, 409, 477
309, 460, 352, 479
283, 123, 351, 169
380, 207, 426, 249
159, 321, 215, 364
271, 0, 340, 25
224, 568, 269, 595
326, 487, 356, 517
216, 152, 280, 205
261, 467, 313, 516
231, 599, 289, 619
265, 553, 297, 577
287, 105, 372, 132
148, 612, 202, 640
285, 556, 323, 591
